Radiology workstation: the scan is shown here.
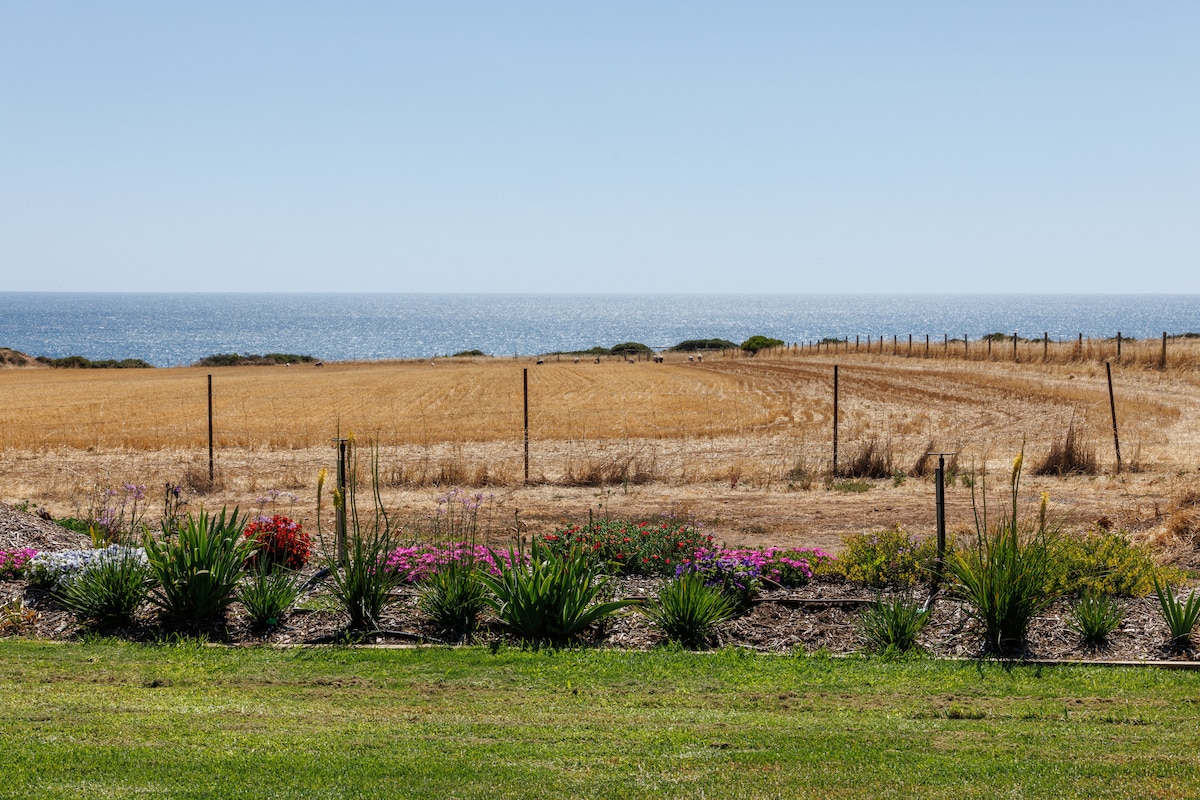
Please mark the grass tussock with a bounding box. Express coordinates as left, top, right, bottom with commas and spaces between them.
836, 436, 893, 479
1033, 420, 1097, 476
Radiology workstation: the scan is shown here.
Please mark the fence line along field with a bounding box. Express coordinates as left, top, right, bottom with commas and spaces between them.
3, 344, 1200, 556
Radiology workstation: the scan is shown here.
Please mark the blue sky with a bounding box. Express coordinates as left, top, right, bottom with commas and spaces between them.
2, 2, 1197, 293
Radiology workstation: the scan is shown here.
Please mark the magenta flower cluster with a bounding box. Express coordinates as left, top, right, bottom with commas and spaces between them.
385, 542, 528, 582
690, 547, 836, 587
0, 548, 37, 579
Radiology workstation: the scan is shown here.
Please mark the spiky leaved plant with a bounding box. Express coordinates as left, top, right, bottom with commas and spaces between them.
945, 451, 1058, 655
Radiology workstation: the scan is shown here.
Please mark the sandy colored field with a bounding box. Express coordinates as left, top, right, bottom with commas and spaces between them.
3, 344, 1200, 558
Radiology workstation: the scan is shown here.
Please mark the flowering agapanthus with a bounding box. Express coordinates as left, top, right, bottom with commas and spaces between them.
27, 545, 148, 590
0, 548, 37, 579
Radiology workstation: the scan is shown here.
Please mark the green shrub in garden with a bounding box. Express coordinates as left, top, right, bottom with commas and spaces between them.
418, 556, 488, 639
946, 453, 1058, 654
541, 518, 714, 575
836, 526, 943, 587
53, 547, 151, 626
1067, 589, 1125, 645
144, 508, 253, 623
1048, 530, 1179, 597
1154, 578, 1200, 646
239, 568, 302, 628
641, 572, 736, 649
859, 593, 929, 653
479, 542, 637, 645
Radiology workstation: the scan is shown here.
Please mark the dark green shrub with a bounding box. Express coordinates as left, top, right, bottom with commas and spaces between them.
418, 557, 488, 639
239, 568, 302, 628
53, 548, 151, 626
1067, 589, 1124, 645
669, 339, 738, 352
946, 454, 1057, 654
1154, 579, 1200, 646
145, 508, 252, 622
740, 336, 785, 355
641, 573, 736, 649
478, 543, 637, 645
859, 593, 929, 653
609, 342, 653, 356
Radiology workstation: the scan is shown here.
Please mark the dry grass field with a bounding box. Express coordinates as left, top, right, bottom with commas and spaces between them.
3, 338, 1200, 559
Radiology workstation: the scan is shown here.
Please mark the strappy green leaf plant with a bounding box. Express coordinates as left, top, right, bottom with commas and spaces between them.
144, 508, 253, 622
1154, 578, 1200, 646
945, 451, 1058, 655
479, 541, 637, 646
641, 572, 736, 649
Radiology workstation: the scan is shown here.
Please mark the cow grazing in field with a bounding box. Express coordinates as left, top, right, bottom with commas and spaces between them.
314, 362, 324, 368
593, 357, 601, 364
653, 356, 664, 363
536, 359, 545, 365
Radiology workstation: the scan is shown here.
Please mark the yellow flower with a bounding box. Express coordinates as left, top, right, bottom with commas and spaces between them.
1011, 452, 1024, 482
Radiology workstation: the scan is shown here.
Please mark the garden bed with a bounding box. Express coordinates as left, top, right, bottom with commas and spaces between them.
5, 573, 1193, 664
3, 500, 1195, 663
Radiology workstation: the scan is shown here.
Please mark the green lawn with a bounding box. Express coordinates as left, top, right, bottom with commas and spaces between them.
3, 640, 1199, 798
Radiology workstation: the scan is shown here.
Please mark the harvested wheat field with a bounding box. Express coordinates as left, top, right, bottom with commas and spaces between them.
3, 343, 1200, 562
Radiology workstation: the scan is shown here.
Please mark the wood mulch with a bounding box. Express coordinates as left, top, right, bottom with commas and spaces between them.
2, 502, 1196, 664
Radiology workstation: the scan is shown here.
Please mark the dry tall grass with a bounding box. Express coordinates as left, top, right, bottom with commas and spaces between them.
5, 350, 1200, 558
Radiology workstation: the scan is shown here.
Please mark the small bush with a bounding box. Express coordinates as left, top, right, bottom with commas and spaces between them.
641, 573, 736, 649
836, 527, 941, 587
1068, 589, 1125, 645
478, 543, 637, 645
417, 557, 488, 639
1049, 530, 1178, 597
243, 515, 311, 572
145, 509, 253, 623
609, 342, 653, 356
669, 339, 738, 352
1154, 579, 1200, 646
836, 437, 894, 479
28, 545, 137, 590
859, 593, 929, 653
675, 551, 762, 609
54, 548, 151, 626
1034, 420, 1097, 476
740, 335, 785, 355
239, 568, 302, 628
329, 527, 405, 630
947, 453, 1058, 654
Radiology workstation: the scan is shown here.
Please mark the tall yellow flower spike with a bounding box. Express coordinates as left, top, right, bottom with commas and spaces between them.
1011, 452, 1024, 483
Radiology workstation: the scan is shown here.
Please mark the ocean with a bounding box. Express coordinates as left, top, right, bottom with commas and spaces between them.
1, 292, 1198, 368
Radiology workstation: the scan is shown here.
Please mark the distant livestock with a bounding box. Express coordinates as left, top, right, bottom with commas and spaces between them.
314, 362, 323, 368
536, 359, 545, 365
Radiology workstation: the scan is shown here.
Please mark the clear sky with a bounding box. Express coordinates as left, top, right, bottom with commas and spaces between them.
2, 2, 1198, 293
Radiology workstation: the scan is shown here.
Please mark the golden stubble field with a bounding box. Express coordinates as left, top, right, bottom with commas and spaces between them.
3, 342, 1200, 558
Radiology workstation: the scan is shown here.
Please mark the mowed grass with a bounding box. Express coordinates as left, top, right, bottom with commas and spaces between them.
3, 639, 1200, 799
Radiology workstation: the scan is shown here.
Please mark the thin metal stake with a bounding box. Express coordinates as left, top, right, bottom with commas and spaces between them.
523, 368, 530, 483
207, 374, 214, 483
1107, 361, 1122, 473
